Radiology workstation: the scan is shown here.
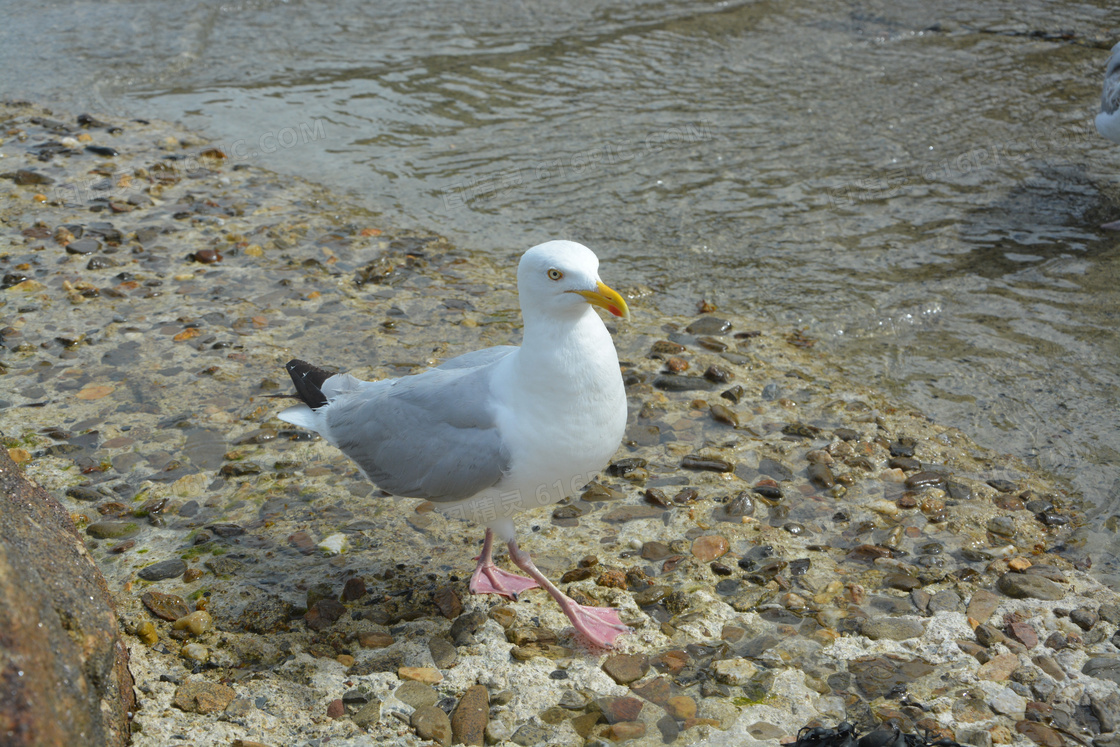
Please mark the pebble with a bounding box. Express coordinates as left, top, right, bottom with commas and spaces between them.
450, 684, 488, 746
411, 704, 452, 746
967, 589, 1001, 626
181, 643, 208, 663
978, 653, 1019, 681
860, 618, 925, 640
511, 724, 550, 746
601, 653, 649, 684
399, 666, 442, 684
807, 463, 835, 489
680, 455, 733, 472
997, 572, 1065, 601
142, 591, 191, 621
1069, 607, 1098, 630
65, 238, 102, 255
396, 680, 439, 709
712, 658, 758, 685
1015, 721, 1062, 747
172, 610, 213, 636
172, 679, 235, 714
428, 637, 458, 669
603, 506, 664, 522
685, 317, 731, 335
653, 375, 716, 391
597, 695, 644, 723
352, 698, 382, 728
85, 521, 139, 539
709, 403, 739, 426
1082, 657, 1120, 686
691, 535, 729, 561
326, 699, 345, 719
138, 558, 187, 581
359, 631, 394, 648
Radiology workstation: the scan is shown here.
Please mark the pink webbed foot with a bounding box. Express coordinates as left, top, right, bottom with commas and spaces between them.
561, 601, 630, 648
468, 562, 540, 600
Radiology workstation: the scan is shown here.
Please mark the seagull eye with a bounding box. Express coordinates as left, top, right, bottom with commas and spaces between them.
547, 268, 563, 281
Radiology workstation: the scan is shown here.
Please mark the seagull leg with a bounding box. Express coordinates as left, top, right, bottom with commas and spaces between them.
506, 538, 629, 648
469, 528, 539, 600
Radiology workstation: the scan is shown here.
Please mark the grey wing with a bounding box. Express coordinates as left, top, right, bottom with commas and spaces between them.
1104, 44, 1120, 116
433, 345, 517, 370
324, 359, 512, 502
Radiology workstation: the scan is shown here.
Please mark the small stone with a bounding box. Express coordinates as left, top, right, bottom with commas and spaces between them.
967, 590, 1001, 627
450, 684, 488, 746
709, 403, 739, 426
681, 455, 734, 472
602, 653, 649, 685
685, 317, 731, 335
641, 541, 672, 560
597, 695, 643, 723
1015, 721, 1062, 747
135, 621, 158, 645
142, 591, 191, 621
652, 650, 690, 675
606, 722, 647, 741
1006, 622, 1038, 648
712, 658, 758, 685
602, 506, 664, 522
341, 576, 367, 601
327, 699, 345, 719
1083, 657, 1120, 686
511, 724, 550, 746
997, 572, 1065, 601
861, 618, 925, 640
352, 698, 382, 728
666, 695, 697, 720
906, 471, 946, 489
399, 666, 443, 684
181, 643, 209, 663
305, 598, 346, 631
807, 463, 835, 489
395, 680, 439, 709
1032, 655, 1065, 680
691, 535, 729, 562
432, 585, 463, 619
85, 521, 139, 539
987, 687, 1026, 717
183, 568, 203, 582
359, 631, 394, 648
428, 637, 458, 669
1069, 607, 1098, 631
65, 238, 102, 255
138, 558, 187, 581
172, 610, 213, 636
172, 679, 235, 714
978, 653, 1020, 681
411, 705, 452, 746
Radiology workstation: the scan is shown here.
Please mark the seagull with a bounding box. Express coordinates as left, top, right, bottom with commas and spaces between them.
277, 240, 632, 647
1096, 40, 1120, 229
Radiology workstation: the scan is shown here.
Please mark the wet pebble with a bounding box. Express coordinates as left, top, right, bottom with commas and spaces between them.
685, 317, 731, 335
997, 572, 1066, 601
691, 535, 729, 562
1069, 607, 1098, 631
653, 374, 716, 392
681, 454, 733, 472
65, 238, 102, 255
396, 680, 439, 708
411, 705, 452, 746
450, 685, 488, 746
142, 590, 191, 621
807, 463, 835, 489
601, 653, 649, 684
172, 679, 235, 714
86, 521, 139, 539
138, 558, 187, 581
172, 610, 213, 636
987, 479, 1018, 493
709, 403, 739, 426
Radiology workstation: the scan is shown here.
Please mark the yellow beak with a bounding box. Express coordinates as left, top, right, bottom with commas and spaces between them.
573, 281, 630, 321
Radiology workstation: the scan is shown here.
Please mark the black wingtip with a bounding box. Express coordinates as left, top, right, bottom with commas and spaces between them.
286, 358, 334, 410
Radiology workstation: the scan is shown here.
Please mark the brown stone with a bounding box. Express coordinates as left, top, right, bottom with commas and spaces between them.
691, 535, 729, 562
142, 590, 191, 621
978, 653, 1019, 681
630, 676, 670, 705
665, 695, 697, 720
597, 695, 644, 723
432, 585, 463, 619
359, 631, 394, 648
327, 699, 345, 718
571, 711, 603, 737
399, 666, 443, 684
450, 684, 488, 746
1015, 721, 1063, 747
966, 589, 1001, 627
651, 649, 690, 675
341, 576, 367, 601
602, 653, 650, 684
0, 450, 135, 747
606, 722, 646, 741
1006, 621, 1038, 648
411, 704, 452, 746
172, 678, 236, 714
596, 569, 628, 589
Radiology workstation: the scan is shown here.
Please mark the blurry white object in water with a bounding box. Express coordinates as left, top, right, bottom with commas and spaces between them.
1095, 41, 1120, 229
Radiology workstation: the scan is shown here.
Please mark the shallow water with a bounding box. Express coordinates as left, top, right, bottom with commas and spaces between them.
4, 0, 1119, 537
